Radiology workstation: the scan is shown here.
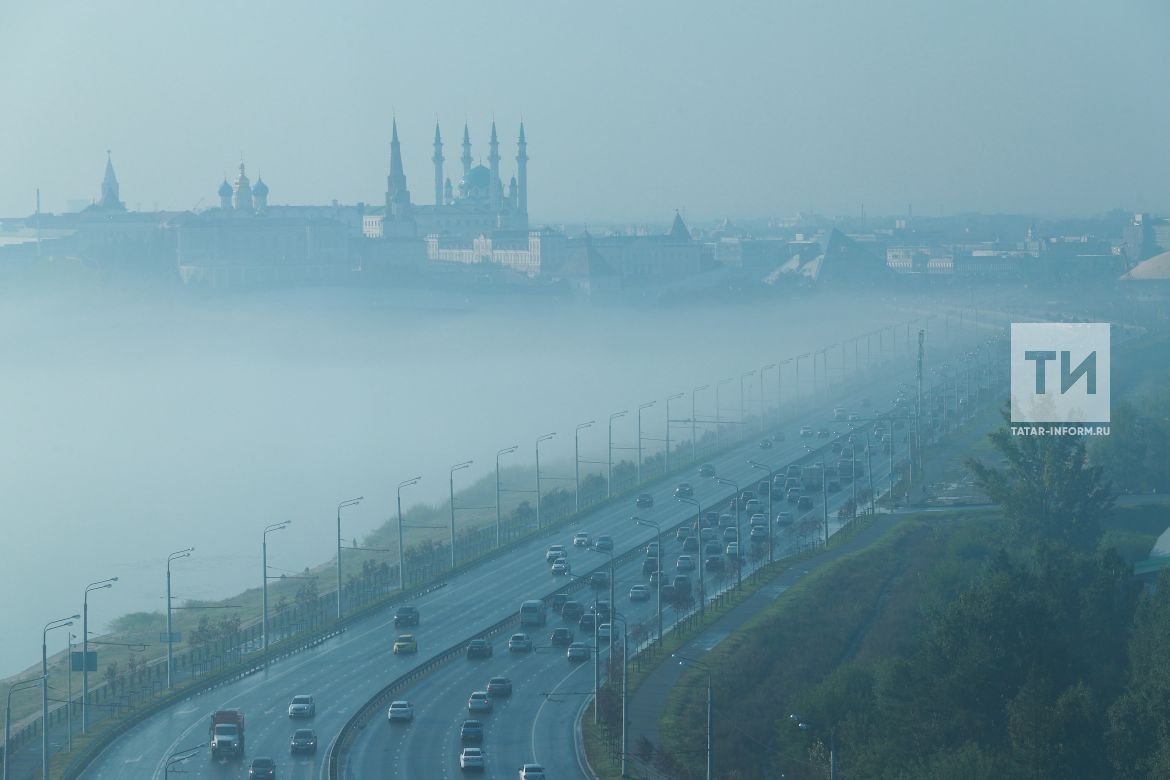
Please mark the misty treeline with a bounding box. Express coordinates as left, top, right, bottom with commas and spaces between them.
658, 426, 1170, 780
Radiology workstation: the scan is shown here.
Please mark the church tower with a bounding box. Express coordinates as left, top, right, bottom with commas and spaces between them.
516, 123, 528, 222
386, 119, 412, 220
98, 151, 125, 210
232, 162, 254, 213
432, 123, 444, 206
488, 120, 501, 211
461, 123, 472, 179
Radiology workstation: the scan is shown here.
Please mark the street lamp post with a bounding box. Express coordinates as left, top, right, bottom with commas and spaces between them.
778, 357, 793, 425
82, 576, 118, 728
674, 654, 713, 780
335, 497, 362, 621
665, 393, 683, 473
609, 613, 630, 778
715, 378, 733, 450
636, 402, 655, 485
749, 460, 774, 564
634, 517, 665, 639
739, 370, 755, 442
262, 521, 290, 654
536, 433, 556, 528
575, 421, 595, 513
673, 498, 704, 620
496, 445, 517, 547
164, 550, 191, 691
397, 476, 421, 590
450, 461, 472, 569
43, 615, 77, 777
759, 364, 775, 433
691, 385, 709, 463
715, 477, 741, 590
607, 411, 627, 498
5, 677, 42, 780
821, 455, 830, 546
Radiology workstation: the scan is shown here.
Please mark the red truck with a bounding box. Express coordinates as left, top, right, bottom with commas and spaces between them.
209, 709, 245, 759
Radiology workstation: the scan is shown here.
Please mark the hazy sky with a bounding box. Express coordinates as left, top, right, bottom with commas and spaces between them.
1, 0, 1167, 221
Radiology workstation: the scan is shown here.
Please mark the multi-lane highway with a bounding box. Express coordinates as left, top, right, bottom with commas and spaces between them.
76, 334, 973, 780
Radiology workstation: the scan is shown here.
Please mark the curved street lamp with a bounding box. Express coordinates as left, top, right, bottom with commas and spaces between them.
607, 411, 627, 498
664, 393, 683, 473
495, 446, 518, 547
396, 476, 421, 590
450, 461, 473, 568
164, 549, 192, 690
82, 575, 118, 728
536, 433, 556, 528
636, 402, 655, 485
43, 615, 78, 777
336, 497, 362, 620
5, 676, 43, 780
691, 385, 709, 463
262, 521, 290, 654
575, 421, 595, 513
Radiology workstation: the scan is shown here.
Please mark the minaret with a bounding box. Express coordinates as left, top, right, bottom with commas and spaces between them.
432, 122, 444, 206
488, 120, 500, 211
99, 150, 125, 210
461, 123, 472, 179
444, 177, 453, 204
386, 118, 411, 220
516, 122, 528, 222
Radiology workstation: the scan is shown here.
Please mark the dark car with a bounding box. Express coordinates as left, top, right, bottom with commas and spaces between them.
641, 557, 660, 576
635, 493, 654, 509
595, 534, 614, 552
592, 600, 611, 622
579, 613, 597, 633
676, 526, 692, 542
703, 511, 720, 527
290, 728, 317, 754
249, 758, 276, 779
704, 556, 726, 572
682, 536, 700, 553
393, 605, 420, 628
561, 600, 584, 622
797, 496, 813, 510
817, 428, 830, 438
550, 627, 574, 646
590, 571, 610, 590
551, 592, 568, 613
461, 719, 485, 744
466, 639, 493, 659
699, 463, 716, 478
674, 482, 694, 498
831, 441, 843, 454
487, 676, 513, 697
758, 439, 773, 450
704, 540, 723, 555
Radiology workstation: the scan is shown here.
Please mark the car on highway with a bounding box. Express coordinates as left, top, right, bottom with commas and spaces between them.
744, 499, 762, 514
551, 593, 568, 613
519, 762, 547, 779
546, 544, 567, 563
704, 540, 723, 555
674, 482, 694, 498
592, 600, 611, 621
817, 428, 830, 438
572, 531, 592, 547
676, 525, 692, 542
468, 691, 493, 712
635, 493, 654, 508
466, 639, 493, 659
676, 554, 695, 572
800, 426, 814, 437
566, 642, 590, 663
550, 627, 574, 646
595, 534, 614, 552
461, 747, 486, 771
750, 526, 768, 542
831, 441, 843, 454
649, 570, 662, 586
289, 728, 317, 754
726, 542, 740, 557
508, 633, 533, 652
848, 411, 862, 421
629, 584, 650, 601
750, 513, 767, 526
561, 600, 583, 622
590, 570, 610, 589
387, 700, 414, 722
393, 605, 420, 627
797, 496, 813, 510
834, 406, 846, 420
579, 613, 596, 633
705, 556, 726, 572
551, 558, 571, 575
249, 757, 276, 779
597, 622, 612, 643
682, 536, 700, 553
787, 488, 801, 503
645, 540, 660, 556
393, 634, 418, 655
722, 527, 737, 543
287, 694, 315, 718
758, 438, 773, 450
486, 676, 512, 697
461, 719, 485, 744
699, 463, 716, 478
776, 511, 793, 526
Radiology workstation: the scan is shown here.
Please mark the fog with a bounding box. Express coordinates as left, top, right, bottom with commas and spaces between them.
0, 285, 924, 676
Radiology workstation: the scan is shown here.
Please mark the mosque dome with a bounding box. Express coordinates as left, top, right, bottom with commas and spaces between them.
460, 165, 491, 194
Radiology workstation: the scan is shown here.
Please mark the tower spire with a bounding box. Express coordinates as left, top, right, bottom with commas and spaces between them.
432, 122, 444, 206
99, 150, 125, 210
461, 122, 472, 178
488, 120, 501, 211
516, 122, 528, 225
386, 118, 411, 220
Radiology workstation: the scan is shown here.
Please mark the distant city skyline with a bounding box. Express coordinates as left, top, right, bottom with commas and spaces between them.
1, 1, 1167, 220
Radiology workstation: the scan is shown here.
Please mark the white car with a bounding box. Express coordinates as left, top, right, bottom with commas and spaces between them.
629, 584, 650, 601
551, 558, 571, 575
287, 694, 315, 718
508, 633, 533, 652
468, 691, 493, 712
519, 763, 546, 779
546, 545, 567, 563
675, 555, 695, 572
726, 542, 740, 557
597, 623, 612, 642
572, 532, 592, 547
387, 700, 414, 722
460, 747, 485, 771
